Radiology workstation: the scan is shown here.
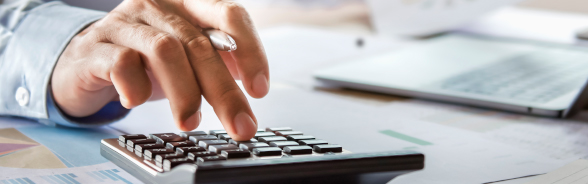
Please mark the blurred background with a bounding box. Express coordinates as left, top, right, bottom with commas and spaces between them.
60, 0, 588, 36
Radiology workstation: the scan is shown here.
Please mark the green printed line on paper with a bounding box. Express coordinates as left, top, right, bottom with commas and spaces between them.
379, 130, 433, 146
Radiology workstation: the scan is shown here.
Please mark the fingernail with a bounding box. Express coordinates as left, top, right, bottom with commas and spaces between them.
119, 96, 130, 109
252, 73, 269, 97
184, 110, 201, 131
233, 112, 257, 136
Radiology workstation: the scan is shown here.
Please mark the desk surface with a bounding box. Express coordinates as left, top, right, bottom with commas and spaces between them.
1, 2, 588, 184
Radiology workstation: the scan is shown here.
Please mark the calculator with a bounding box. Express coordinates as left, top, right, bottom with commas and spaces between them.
100, 127, 425, 184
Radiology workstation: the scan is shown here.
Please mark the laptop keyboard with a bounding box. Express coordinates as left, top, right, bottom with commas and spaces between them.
440, 51, 588, 103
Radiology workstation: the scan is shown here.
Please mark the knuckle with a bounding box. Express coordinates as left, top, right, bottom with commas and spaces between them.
112, 48, 140, 69
186, 35, 214, 52
150, 33, 182, 57
194, 52, 221, 68
162, 14, 184, 27
163, 15, 197, 43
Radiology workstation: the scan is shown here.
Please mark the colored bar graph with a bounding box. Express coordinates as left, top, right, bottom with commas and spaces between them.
22, 178, 34, 184
40, 176, 58, 184
47, 175, 63, 184
99, 170, 118, 181
85, 172, 104, 182
106, 170, 132, 184
14, 178, 28, 184
53, 175, 71, 184
60, 174, 79, 184
0, 178, 35, 184
1, 170, 134, 184
92, 171, 107, 180
379, 129, 433, 146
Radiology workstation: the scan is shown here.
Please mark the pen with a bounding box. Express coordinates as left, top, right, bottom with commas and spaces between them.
204, 29, 237, 52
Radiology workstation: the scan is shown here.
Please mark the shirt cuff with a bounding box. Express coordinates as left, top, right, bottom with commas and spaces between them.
0, 1, 129, 127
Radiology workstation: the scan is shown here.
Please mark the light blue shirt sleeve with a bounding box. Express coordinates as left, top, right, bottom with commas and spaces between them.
0, 0, 131, 127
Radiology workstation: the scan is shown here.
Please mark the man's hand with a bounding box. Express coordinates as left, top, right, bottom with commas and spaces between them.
51, 0, 269, 141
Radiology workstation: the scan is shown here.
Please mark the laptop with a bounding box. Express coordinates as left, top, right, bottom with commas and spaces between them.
314, 34, 588, 118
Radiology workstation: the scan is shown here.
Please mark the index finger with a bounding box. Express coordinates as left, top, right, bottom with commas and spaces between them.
181, 0, 270, 98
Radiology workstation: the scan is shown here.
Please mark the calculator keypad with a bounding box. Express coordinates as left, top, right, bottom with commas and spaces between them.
117, 127, 346, 172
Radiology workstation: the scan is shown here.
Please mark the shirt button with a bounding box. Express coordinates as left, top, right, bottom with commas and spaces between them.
15, 87, 30, 107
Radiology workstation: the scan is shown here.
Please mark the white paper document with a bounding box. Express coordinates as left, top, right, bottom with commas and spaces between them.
383, 100, 588, 162
0, 117, 141, 184
1, 162, 141, 184
366, 0, 523, 36
458, 7, 588, 44
524, 159, 588, 184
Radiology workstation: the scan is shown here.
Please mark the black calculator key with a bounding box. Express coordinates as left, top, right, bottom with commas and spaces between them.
189, 135, 218, 143
187, 151, 217, 160
176, 146, 206, 155
208, 144, 239, 154
275, 131, 303, 136
151, 133, 186, 144
166, 141, 196, 150
119, 134, 147, 143
155, 153, 185, 163
163, 158, 193, 171
252, 147, 283, 156
221, 149, 251, 159
313, 144, 343, 153
229, 138, 258, 146
269, 141, 299, 148
258, 136, 287, 143
299, 139, 328, 147
283, 146, 313, 155
127, 138, 156, 148
179, 131, 207, 138
286, 135, 315, 141
254, 132, 276, 138
196, 156, 227, 164
135, 143, 165, 153
266, 127, 292, 132
239, 143, 269, 151
209, 130, 227, 136
144, 148, 175, 160
218, 134, 232, 141
198, 140, 228, 148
